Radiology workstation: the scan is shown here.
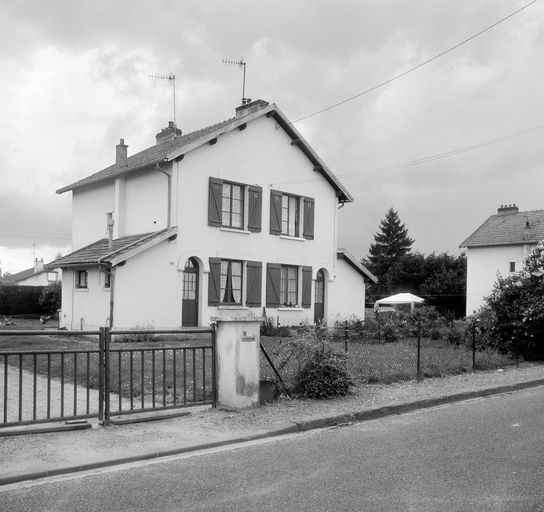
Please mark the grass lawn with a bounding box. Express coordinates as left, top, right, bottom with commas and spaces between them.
261, 335, 515, 387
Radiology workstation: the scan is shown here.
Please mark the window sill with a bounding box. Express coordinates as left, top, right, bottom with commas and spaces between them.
220, 227, 251, 235
278, 307, 304, 311
74, 288, 88, 292
279, 235, 304, 242
217, 305, 248, 310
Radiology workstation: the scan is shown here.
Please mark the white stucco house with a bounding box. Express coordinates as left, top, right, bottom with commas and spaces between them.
51, 99, 376, 330
460, 204, 544, 316
0, 259, 60, 287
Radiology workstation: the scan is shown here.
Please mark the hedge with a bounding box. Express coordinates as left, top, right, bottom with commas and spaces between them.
0, 285, 46, 315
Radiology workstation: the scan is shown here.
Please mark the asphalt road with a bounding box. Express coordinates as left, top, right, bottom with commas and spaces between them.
1, 387, 543, 511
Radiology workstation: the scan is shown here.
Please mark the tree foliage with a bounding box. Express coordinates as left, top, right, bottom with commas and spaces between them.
477, 241, 544, 360
367, 208, 413, 279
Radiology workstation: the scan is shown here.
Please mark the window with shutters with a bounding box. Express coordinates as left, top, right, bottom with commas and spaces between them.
220, 260, 243, 304
270, 190, 314, 240
280, 265, 298, 306
209, 177, 262, 232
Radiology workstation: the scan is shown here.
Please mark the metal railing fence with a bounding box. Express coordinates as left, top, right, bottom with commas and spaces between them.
0, 326, 216, 427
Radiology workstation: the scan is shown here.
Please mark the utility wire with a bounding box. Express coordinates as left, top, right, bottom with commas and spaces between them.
292, 0, 540, 123
266, 121, 544, 187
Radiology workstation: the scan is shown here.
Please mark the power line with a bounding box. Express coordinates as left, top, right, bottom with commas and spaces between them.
292, 0, 540, 123
265, 121, 544, 187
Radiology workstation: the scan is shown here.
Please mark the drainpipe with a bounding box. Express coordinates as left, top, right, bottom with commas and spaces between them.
155, 162, 172, 228
108, 264, 115, 328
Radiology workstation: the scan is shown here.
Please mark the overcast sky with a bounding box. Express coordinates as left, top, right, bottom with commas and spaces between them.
1, 0, 543, 274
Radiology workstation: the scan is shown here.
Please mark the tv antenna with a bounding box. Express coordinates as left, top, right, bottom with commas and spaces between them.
149, 73, 177, 126
222, 58, 250, 105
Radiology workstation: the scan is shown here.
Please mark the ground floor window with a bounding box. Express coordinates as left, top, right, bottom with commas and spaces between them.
220, 260, 243, 304
280, 265, 298, 306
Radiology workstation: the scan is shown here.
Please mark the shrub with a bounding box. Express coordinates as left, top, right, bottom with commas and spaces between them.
116, 322, 156, 343
293, 349, 354, 399
39, 282, 61, 315
382, 321, 399, 343
478, 241, 544, 360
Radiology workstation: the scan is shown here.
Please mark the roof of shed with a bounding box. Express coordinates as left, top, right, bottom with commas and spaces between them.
460, 209, 544, 248
337, 249, 378, 282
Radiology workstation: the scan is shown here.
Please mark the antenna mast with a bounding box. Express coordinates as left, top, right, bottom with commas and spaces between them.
222, 58, 250, 105
150, 73, 177, 125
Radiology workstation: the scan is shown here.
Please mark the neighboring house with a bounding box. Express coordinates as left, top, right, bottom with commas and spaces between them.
52, 99, 377, 330
0, 259, 60, 287
460, 204, 544, 316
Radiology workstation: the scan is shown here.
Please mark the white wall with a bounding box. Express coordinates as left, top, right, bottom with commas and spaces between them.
59, 268, 110, 330
465, 244, 534, 315
327, 259, 366, 322
72, 182, 115, 250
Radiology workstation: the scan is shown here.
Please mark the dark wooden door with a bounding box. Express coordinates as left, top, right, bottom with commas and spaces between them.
314, 269, 325, 323
182, 259, 199, 326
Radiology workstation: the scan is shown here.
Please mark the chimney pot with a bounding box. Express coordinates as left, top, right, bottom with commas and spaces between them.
235, 99, 270, 118
497, 204, 520, 215
156, 122, 182, 144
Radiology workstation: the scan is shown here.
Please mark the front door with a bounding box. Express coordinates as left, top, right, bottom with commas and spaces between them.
182, 258, 199, 326
314, 269, 325, 323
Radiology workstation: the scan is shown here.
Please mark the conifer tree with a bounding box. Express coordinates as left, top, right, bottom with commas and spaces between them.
367, 208, 414, 284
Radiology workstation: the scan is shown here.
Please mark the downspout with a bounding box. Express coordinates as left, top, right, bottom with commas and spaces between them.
156, 162, 172, 228
108, 264, 115, 328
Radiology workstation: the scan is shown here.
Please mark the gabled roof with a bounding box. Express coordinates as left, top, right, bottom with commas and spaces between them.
337, 249, 378, 283
50, 227, 178, 268
460, 209, 544, 248
56, 100, 353, 202
0, 266, 55, 285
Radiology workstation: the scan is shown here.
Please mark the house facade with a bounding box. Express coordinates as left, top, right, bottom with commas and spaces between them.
0, 259, 60, 287
460, 204, 544, 316
53, 100, 376, 330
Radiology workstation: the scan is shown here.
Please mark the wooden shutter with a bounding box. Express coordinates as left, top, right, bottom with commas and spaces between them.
208, 258, 221, 305
269, 190, 282, 235
246, 261, 262, 307
266, 263, 281, 307
247, 186, 262, 232
301, 266, 312, 308
303, 197, 315, 240
208, 178, 223, 226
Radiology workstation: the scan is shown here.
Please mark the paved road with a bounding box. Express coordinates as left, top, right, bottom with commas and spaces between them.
1, 387, 543, 511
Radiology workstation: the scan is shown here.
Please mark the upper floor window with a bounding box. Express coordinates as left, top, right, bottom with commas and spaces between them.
281, 195, 300, 237
209, 177, 262, 232
270, 190, 314, 240
222, 182, 244, 229
75, 269, 88, 289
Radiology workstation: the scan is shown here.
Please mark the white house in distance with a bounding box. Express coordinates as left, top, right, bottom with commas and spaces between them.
0, 259, 60, 287
460, 204, 544, 316
51, 99, 376, 330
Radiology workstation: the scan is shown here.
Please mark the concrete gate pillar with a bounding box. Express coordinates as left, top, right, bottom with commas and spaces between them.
213, 317, 262, 409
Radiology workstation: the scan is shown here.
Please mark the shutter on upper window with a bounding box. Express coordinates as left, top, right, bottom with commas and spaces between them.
208, 178, 223, 227
269, 190, 282, 235
247, 186, 263, 233
303, 197, 315, 240
301, 266, 312, 308
208, 258, 221, 305
266, 263, 281, 307
246, 261, 262, 307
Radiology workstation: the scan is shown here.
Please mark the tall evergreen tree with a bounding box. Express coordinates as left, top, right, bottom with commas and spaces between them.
367, 208, 414, 287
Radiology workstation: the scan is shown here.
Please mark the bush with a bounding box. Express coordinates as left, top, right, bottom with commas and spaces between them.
39, 282, 61, 315
260, 316, 292, 337
116, 323, 156, 343
294, 349, 354, 399
478, 241, 544, 360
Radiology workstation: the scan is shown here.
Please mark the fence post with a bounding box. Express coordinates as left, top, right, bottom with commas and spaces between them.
472, 323, 476, 372
104, 326, 111, 424
98, 327, 105, 421
344, 320, 349, 353
211, 323, 217, 408
417, 319, 421, 381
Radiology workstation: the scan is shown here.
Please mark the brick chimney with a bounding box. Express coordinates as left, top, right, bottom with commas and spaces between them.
34, 258, 44, 274
497, 204, 519, 215
116, 139, 128, 168
235, 99, 269, 118
156, 121, 182, 145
